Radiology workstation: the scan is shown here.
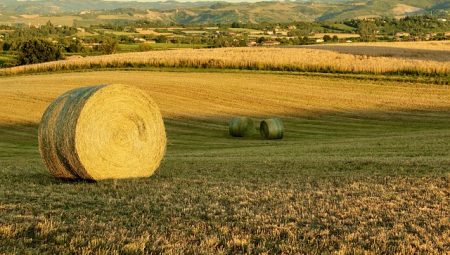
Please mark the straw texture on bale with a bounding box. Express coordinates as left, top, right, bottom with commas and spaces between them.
38, 84, 166, 181
229, 117, 256, 137
260, 118, 284, 139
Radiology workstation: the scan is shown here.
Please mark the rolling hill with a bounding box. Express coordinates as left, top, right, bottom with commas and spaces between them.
0, 0, 448, 24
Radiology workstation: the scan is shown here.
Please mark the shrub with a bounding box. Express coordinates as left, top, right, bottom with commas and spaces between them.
98, 38, 118, 55
138, 43, 153, 52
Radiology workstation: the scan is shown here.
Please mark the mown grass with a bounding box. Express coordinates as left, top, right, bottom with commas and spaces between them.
0, 71, 449, 254
1, 114, 449, 254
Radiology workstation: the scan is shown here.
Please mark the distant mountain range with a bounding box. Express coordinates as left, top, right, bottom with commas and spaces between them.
0, 0, 448, 24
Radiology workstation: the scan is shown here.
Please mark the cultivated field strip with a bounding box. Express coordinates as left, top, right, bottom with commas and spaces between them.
1, 47, 449, 76
299, 41, 450, 62
0, 71, 449, 125
335, 41, 450, 51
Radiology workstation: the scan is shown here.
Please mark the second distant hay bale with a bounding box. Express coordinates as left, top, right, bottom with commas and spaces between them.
260, 118, 284, 139
229, 117, 256, 137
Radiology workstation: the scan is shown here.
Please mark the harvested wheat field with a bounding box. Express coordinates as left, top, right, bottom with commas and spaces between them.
0, 71, 449, 254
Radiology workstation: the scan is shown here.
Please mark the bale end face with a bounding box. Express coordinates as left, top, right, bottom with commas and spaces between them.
260, 118, 284, 139
38, 84, 166, 181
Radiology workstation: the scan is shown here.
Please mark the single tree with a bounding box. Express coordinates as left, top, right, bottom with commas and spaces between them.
358, 21, 378, 42
323, 35, 332, 42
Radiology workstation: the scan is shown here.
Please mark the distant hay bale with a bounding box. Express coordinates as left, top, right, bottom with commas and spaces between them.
229, 117, 256, 137
38, 84, 166, 181
260, 118, 284, 139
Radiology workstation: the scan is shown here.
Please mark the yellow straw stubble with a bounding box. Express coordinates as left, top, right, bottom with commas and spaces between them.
38, 84, 166, 181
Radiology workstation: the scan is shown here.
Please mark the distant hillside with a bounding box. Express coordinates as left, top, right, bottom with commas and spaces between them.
0, 0, 219, 14
318, 0, 450, 21
0, 0, 448, 24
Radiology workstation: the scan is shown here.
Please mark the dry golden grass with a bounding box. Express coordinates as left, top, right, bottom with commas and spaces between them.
1, 47, 448, 76
1, 71, 449, 126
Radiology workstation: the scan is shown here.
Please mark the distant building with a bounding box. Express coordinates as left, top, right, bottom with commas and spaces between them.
66, 55, 84, 60
183, 31, 207, 35
424, 33, 437, 40
247, 41, 257, 47
315, 39, 324, 43
262, 40, 280, 46
85, 42, 101, 49
395, 32, 410, 37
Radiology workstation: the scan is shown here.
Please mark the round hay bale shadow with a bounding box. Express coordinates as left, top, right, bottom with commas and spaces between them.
229, 117, 256, 137
260, 118, 284, 139
38, 84, 166, 181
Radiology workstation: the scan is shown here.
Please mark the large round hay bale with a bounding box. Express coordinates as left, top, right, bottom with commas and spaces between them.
38, 84, 166, 181
260, 118, 284, 139
229, 117, 256, 137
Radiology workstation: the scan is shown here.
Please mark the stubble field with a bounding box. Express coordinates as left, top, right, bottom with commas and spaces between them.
0, 71, 449, 254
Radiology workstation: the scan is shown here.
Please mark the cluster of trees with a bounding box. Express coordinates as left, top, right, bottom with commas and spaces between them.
11, 37, 118, 64
348, 14, 450, 41
0, 22, 121, 66
0, 13, 448, 67
229, 14, 450, 41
